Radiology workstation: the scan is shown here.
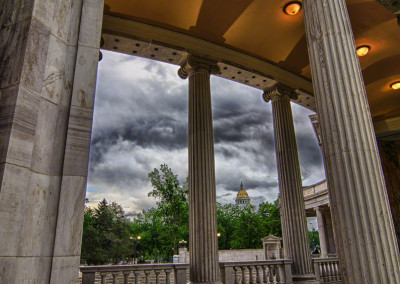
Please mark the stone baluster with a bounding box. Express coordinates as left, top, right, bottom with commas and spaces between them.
144, 270, 150, 284
336, 262, 341, 281
263, 265, 269, 283
134, 271, 140, 284
178, 55, 221, 284
303, 0, 400, 283
100, 272, 107, 284
240, 266, 247, 283
256, 266, 262, 283
263, 84, 315, 283
165, 269, 172, 284
155, 270, 161, 284
234, 267, 240, 284
112, 272, 118, 284
248, 266, 255, 284
123, 271, 130, 284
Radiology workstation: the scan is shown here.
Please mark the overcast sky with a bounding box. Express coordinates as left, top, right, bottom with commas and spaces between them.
86, 50, 325, 218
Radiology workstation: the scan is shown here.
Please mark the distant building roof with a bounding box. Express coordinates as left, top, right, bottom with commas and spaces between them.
236, 182, 250, 204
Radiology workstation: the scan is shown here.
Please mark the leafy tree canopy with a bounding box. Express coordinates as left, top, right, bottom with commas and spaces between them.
81, 164, 292, 264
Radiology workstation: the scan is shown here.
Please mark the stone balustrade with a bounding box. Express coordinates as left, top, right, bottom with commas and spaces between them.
80, 264, 188, 284
312, 258, 341, 283
80, 259, 341, 284
303, 180, 328, 197
219, 260, 292, 284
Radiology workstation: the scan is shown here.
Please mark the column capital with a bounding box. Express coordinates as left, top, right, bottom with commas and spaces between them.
178, 55, 220, 79
262, 83, 298, 103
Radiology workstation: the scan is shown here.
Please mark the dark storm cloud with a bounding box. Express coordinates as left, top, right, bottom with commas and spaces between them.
297, 133, 324, 180
89, 114, 188, 168
86, 50, 325, 212
218, 179, 278, 194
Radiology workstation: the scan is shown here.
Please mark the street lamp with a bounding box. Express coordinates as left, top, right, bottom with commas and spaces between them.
179, 239, 187, 248
130, 236, 141, 264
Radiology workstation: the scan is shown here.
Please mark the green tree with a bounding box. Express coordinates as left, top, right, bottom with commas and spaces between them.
81, 206, 101, 264
81, 199, 132, 264
258, 199, 282, 237
108, 202, 131, 263
230, 205, 264, 249
217, 203, 240, 250
309, 229, 320, 252
147, 164, 189, 255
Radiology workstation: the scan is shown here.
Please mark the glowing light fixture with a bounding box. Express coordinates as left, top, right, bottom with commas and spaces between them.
284, 1, 302, 15
356, 45, 370, 57
217, 233, 221, 237
391, 81, 400, 90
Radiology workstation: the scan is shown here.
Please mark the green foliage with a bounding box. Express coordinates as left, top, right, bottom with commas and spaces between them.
217, 200, 282, 250
147, 164, 189, 255
81, 164, 284, 264
309, 229, 320, 252
81, 199, 132, 265
258, 199, 282, 237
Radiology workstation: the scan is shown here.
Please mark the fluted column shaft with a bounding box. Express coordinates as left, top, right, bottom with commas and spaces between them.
303, 0, 400, 283
264, 86, 315, 282
315, 207, 328, 258
179, 56, 221, 284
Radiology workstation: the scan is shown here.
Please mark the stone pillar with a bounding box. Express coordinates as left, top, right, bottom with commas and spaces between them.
0, 1, 103, 283
178, 55, 221, 284
179, 247, 188, 263
303, 0, 400, 283
315, 207, 327, 258
324, 208, 336, 255
50, 1, 104, 283
263, 84, 316, 283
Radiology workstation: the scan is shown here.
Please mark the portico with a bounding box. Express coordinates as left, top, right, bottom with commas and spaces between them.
1, 0, 400, 283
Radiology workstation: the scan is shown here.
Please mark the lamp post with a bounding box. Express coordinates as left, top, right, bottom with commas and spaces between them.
179, 239, 187, 248
130, 236, 141, 264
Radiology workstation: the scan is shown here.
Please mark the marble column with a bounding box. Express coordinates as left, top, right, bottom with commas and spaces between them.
178, 55, 221, 284
50, 0, 104, 283
0, 0, 103, 283
263, 84, 316, 283
324, 208, 336, 254
315, 207, 327, 258
303, 0, 400, 283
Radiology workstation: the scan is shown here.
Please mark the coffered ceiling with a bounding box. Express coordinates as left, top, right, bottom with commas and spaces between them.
103, 0, 400, 122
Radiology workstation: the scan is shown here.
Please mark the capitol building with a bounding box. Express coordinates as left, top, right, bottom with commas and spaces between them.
235, 182, 252, 210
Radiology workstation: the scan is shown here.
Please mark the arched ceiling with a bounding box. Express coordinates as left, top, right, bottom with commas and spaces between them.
103, 0, 400, 122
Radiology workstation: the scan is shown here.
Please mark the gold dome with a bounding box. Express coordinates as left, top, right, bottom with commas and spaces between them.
237, 189, 250, 199
236, 182, 250, 200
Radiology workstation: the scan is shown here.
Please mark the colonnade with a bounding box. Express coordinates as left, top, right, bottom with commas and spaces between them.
1, 0, 399, 283
177, 1, 400, 283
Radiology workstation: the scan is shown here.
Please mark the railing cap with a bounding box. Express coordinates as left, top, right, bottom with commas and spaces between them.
80, 263, 188, 273
219, 259, 292, 267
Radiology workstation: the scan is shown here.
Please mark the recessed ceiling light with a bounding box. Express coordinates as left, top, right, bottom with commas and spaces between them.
284, 1, 302, 16
390, 81, 400, 90
356, 45, 370, 57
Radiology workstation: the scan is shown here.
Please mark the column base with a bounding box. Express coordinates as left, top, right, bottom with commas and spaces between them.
292, 274, 319, 284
